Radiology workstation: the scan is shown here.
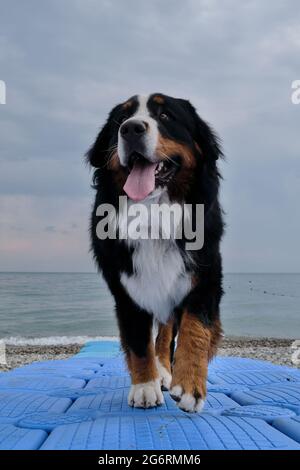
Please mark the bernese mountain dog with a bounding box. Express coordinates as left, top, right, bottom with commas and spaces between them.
87, 93, 224, 412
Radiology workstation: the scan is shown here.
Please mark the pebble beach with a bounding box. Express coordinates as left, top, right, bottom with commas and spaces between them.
1, 337, 298, 372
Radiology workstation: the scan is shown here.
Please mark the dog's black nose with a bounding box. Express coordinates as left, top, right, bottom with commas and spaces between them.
120, 119, 147, 142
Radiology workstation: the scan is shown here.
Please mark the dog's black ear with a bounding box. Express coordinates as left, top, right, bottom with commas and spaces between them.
86, 104, 122, 168
194, 115, 223, 162
86, 119, 112, 168
183, 101, 223, 162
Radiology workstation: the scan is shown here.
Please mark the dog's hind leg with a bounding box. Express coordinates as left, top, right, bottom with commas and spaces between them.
208, 317, 223, 360
117, 304, 164, 408
155, 318, 177, 390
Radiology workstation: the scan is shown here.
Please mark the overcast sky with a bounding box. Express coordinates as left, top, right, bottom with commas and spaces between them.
0, 0, 299, 273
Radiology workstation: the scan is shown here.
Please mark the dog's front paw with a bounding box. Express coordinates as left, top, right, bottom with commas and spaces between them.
155, 357, 172, 390
128, 379, 164, 408
170, 384, 205, 412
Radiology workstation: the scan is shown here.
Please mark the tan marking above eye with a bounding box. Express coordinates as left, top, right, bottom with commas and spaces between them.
122, 100, 133, 110
153, 95, 165, 104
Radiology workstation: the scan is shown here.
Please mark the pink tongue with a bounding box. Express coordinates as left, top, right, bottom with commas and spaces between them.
123, 161, 157, 201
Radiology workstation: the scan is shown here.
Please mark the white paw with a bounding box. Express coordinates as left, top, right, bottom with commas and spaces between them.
170, 385, 205, 413
128, 379, 164, 408
155, 357, 172, 390
170, 384, 183, 400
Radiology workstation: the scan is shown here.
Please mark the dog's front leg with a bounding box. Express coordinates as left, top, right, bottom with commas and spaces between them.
127, 341, 164, 408
170, 311, 222, 412
117, 306, 164, 408
155, 318, 176, 390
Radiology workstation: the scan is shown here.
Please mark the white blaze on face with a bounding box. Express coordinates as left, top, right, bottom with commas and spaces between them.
118, 94, 159, 165
120, 95, 161, 201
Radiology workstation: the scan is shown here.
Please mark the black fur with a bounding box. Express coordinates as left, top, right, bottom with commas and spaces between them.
88, 93, 224, 359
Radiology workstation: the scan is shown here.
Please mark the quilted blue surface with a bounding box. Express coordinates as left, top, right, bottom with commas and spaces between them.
222, 405, 296, 423
0, 424, 47, 450
40, 415, 299, 450
0, 375, 85, 392
231, 383, 300, 413
273, 415, 300, 444
0, 391, 71, 425
0, 340, 300, 450
209, 370, 298, 387
67, 388, 237, 416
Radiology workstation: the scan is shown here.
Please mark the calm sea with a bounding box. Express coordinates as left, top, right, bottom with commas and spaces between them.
0, 272, 299, 344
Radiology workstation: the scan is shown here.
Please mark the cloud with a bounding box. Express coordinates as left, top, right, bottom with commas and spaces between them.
0, 194, 93, 272
44, 226, 56, 233
0, 0, 299, 271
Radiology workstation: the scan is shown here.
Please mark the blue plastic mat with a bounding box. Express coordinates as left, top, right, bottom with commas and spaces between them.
209, 357, 287, 372
8, 367, 96, 380
0, 391, 71, 425
222, 405, 296, 423
40, 415, 299, 450
209, 370, 298, 387
0, 375, 85, 393
0, 424, 47, 450
67, 388, 238, 416
0, 340, 300, 450
273, 415, 300, 444
231, 384, 300, 413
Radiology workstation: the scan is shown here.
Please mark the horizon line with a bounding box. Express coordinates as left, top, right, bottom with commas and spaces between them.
0, 271, 300, 275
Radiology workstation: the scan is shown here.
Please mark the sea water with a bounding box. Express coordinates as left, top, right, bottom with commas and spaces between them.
0, 272, 299, 343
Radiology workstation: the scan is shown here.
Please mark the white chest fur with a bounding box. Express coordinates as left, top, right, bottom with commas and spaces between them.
120, 238, 191, 323
117, 192, 192, 323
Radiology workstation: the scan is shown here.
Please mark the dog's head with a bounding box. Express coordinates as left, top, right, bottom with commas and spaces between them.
87, 94, 222, 201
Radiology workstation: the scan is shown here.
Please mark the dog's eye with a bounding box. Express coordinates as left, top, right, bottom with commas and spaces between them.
159, 112, 170, 122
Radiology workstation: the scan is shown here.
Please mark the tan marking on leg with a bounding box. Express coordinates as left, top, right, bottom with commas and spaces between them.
121, 334, 164, 408
129, 341, 158, 384
128, 341, 164, 408
171, 311, 210, 400
209, 317, 223, 361
155, 319, 174, 390
188, 277, 222, 361
155, 319, 174, 373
